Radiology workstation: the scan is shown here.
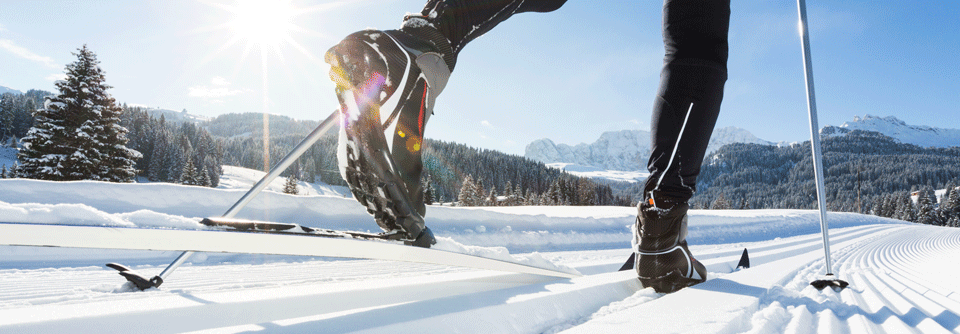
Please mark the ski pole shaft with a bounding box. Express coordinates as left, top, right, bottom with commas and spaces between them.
797, 0, 834, 275
156, 109, 340, 282
222, 110, 340, 218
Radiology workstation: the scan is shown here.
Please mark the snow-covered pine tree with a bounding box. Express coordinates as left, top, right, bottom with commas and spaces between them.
711, 193, 731, 210
147, 131, 168, 181
0, 94, 14, 140
423, 181, 435, 205
1, 165, 7, 178
197, 166, 212, 187
179, 158, 199, 185
486, 187, 497, 207
18, 45, 139, 181
872, 194, 887, 218
202, 155, 220, 188
458, 174, 478, 206
947, 216, 960, 228
514, 183, 525, 206
896, 192, 917, 223
546, 180, 561, 205
947, 186, 960, 221
283, 174, 299, 195
473, 178, 486, 206
915, 187, 938, 225
422, 174, 434, 205
167, 134, 193, 183
501, 181, 514, 206
939, 183, 958, 224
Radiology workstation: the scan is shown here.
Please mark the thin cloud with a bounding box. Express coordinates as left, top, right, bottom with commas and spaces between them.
481, 120, 493, 128
189, 77, 246, 98
0, 39, 60, 69
45, 73, 66, 82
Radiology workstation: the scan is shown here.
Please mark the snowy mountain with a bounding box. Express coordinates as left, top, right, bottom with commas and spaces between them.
525, 130, 652, 172
525, 127, 771, 173
821, 114, 960, 148
128, 105, 211, 123
0, 85, 22, 95
706, 126, 774, 154
2, 177, 959, 333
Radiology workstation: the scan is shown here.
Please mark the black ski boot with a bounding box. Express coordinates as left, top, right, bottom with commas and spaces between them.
633, 196, 707, 293
326, 15, 454, 248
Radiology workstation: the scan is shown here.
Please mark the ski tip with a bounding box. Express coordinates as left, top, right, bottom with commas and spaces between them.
735, 248, 750, 270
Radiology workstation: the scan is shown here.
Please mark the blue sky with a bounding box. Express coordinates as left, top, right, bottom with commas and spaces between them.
1, 0, 958, 156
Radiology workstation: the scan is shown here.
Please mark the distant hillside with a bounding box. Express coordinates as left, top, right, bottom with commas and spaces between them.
202, 112, 631, 206
125, 105, 211, 124
204, 113, 322, 139
692, 130, 960, 211
0, 86, 23, 95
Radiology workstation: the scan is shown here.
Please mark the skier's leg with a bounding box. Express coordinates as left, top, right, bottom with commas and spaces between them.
634, 0, 730, 293
326, 0, 566, 247
419, 0, 568, 66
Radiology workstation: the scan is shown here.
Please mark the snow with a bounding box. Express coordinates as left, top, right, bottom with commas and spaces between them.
1, 174, 958, 333
128, 105, 212, 123
0, 86, 22, 96
217, 165, 351, 198
525, 127, 771, 173
823, 114, 960, 148
0, 147, 16, 170
545, 162, 649, 183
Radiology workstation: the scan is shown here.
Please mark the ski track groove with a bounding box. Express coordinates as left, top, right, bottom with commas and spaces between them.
0, 259, 466, 309
3, 223, 956, 334
745, 225, 960, 334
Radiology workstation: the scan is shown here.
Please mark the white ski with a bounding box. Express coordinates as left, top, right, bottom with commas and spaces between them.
0, 222, 580, 279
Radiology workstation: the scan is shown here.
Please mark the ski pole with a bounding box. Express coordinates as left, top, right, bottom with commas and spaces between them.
796, 0, 848, 290
154, 109, 341, 284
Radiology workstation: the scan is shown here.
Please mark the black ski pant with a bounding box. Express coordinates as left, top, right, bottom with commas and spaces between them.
422, 0, 729, 205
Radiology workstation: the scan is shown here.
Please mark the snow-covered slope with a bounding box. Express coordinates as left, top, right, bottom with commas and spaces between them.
525, 127, 771, 172
706, 126, 774, 154
0, 147, 16, 171
218, 165, 350, 198
0, 86, 22, 95
545, 162, 649, 183
128, 105, 211, 123
822, 114, 960, 148
2, 178, 958, 333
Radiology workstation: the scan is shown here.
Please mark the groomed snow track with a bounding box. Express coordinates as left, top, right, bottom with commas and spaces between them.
763, 224, 960, 334
3, 223, 957, 333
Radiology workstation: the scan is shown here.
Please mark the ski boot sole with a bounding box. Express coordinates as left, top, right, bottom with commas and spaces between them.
325, 42, 435, 248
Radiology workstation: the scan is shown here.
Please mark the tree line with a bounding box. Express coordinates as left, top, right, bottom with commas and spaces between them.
692, 130, 960, 227
422, 139, 631, 206
120, 106, 225, 186
0, 90, 47, 144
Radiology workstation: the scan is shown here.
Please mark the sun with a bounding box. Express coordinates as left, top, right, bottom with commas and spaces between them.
226, 0, 297, 48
